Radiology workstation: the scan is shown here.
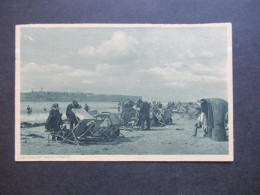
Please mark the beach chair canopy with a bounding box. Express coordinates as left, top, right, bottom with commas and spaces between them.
109, 113, 121, 125
72, 108, 95, 120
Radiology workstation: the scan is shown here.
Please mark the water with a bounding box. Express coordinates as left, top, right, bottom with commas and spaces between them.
20, 101, 118, 123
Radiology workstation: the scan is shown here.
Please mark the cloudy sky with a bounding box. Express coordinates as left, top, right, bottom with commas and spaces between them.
20, 25, 229, 102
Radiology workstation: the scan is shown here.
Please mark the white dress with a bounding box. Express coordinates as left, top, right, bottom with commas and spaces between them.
198, 112, 208, 131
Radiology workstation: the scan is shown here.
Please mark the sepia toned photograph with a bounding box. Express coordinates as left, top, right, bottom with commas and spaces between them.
15, 23, 233, 161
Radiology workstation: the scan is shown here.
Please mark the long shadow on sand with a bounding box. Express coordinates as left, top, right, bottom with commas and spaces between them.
76, 135, 142, 146
21, 133, 45, 139
139, 125, 179, 132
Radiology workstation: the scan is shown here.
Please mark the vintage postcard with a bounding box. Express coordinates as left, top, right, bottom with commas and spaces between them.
15, 23, 233, 161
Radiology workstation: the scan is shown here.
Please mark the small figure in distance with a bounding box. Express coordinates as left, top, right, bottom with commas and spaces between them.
177, 101, 181, 111
117, 101, 121, 113
27, 105, 32, 115
84, 103, 90, 112
27, 105, 30, 115
135, 99, 142, 127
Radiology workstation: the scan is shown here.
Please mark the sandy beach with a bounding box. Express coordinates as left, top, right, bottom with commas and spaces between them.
20, 113, 228, 155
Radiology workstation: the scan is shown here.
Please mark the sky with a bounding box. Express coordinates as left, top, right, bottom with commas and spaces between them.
20, 25, 229, 102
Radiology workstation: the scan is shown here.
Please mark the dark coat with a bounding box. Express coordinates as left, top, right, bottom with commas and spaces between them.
140, 102, 150, 116
66, 103, 81, 122
45, 108, 63, 132
84, 105, 90, 112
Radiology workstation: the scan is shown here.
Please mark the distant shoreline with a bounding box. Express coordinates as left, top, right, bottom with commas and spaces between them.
20, 100, 130, 102
21, 91, 142, 102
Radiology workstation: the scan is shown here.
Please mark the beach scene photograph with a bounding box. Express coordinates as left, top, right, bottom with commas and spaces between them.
15, 24, 233, 161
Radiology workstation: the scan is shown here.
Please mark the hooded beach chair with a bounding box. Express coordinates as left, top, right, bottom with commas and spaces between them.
61, 108, 96, 145
199, 98, 228, 141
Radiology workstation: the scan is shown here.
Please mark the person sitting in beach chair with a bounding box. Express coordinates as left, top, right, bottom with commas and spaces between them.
162, 109, 173, 124
66, 99, 82, 129
45, 103, 63, 140
97, 112, 123, 138
152, 106, 165, 126
193, 108, 208, 137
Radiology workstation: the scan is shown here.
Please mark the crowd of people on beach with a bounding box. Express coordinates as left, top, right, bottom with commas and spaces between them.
27, 98, 209, 138
116, 99, 202, 131
23, 95, 230, 145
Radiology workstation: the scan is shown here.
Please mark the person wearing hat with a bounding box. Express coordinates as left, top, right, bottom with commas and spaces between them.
45, 103, 63, 136
66, 99, 81, 129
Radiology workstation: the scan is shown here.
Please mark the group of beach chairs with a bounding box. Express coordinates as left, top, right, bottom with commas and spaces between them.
121, 107, 173, 129
47, 106, 174, 145
48, 108, 124, 145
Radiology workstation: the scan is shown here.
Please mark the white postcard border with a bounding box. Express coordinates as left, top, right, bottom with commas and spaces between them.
15, 23, 233, 162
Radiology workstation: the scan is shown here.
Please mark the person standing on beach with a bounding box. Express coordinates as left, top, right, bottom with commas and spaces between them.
27, 105, 30, 115
193, 108, 208, 137
66, 99, 81, 129
177, 101, 181, 111
135, 99, 142, 127
122, 100, 134, 126
27, 105, 32, 115
140, 101, 151, 130
117, 101, 121, 113
45, 103, 63, 133
84, 103, 90, 112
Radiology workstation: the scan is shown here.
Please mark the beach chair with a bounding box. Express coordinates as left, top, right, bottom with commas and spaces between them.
162, 109, 173, 124
96, 112, 124, 138
152, 110, 166, 126
61, 108, 96, 145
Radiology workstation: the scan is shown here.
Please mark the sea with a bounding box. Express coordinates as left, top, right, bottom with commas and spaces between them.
20, 101, 118, 123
